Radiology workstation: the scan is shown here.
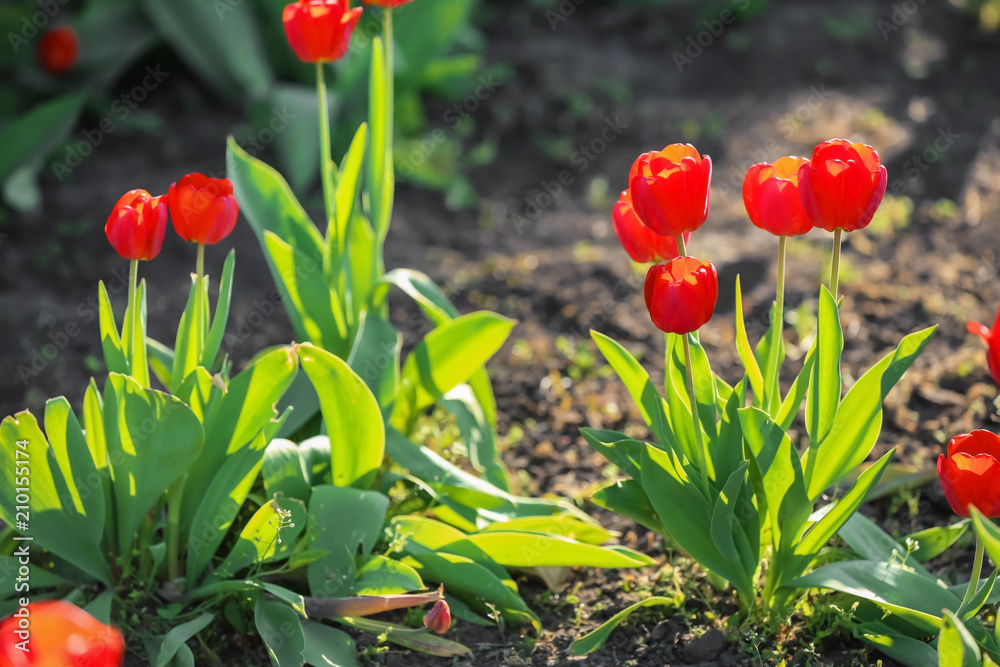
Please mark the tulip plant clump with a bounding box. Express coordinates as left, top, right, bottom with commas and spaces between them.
571, 137, 1000, 665
5, 2, 1000, 666
0, 0, 656, 665
572, 138, 990, 660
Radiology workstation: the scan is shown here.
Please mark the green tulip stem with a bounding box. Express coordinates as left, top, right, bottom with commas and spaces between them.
170, 251, 199, 583
682, 333, 711, 497
676, 234, 688, 257
775, 235, 786, 325
830, 228, 843, 298
127, 258, 150, 388
384, 8, 394, 162
126, 259, 138, 369
166, 475, 187, 583
316, 62, 337, 244
194, 243, 206, 357
767, 236, 787, 404
961, 535, 985, 610
378, 6, 394, 253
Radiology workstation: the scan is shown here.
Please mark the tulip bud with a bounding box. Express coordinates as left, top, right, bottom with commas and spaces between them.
797, 139, 887, 233
938, 430, 1000, 518
168, 173, 240, 246
37, 26, 78, 75
283, 0, 363, 64
611, 190, 686, 264
742, 156, 812, 237
422, 600, 451, 634
967, 308, 1000, 388
0, 600, 124, 667
105, 189, 168, 261
628, 144, 712, 238
644, 257, 718, 335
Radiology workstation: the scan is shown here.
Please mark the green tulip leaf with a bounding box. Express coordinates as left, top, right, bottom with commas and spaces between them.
103, 374, 204, 559
805, 285, 842, 449
568, 597, 678, 656
938, 609, 981, 667
590, 330, 673, 450
0, 411, 110, 584
254, 596, 306, 667
298, 343, 384, 489
307, 485, 389, 598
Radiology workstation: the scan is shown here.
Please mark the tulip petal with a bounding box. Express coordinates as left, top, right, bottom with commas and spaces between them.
611, 191, 681, 263
939, 451, 1000, 518
644, 257, 717, 335
947, 430, 1000, 459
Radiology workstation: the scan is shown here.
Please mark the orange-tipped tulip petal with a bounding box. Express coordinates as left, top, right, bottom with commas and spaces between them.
628, 144, 712, 238
798, 139, 887, 233
742, 156, 812, 236
644, 257, 718, 335
168, 173, 240, 246
0, 600, 125, 667
612, 190, 686, 263
105, 189, 168, 261
283, 0, 363, 63
938, 430, 1000, 518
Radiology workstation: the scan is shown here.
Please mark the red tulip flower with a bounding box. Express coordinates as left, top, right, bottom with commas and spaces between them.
628, 144, 712, 238
168, 173, 240, 246
644, 257, 718, 335
742, 156, 812, 236
797, 139, 888, 233
363, 0, 414, 5
422, 600, 451, 634
612, 190, 688, 263
0, 600, 124, 667
938, 430, 1000, 518
37, 26, 78, 75
283, 0, 363, 63
968, 307, 1000, 387
105, 189, 168, 261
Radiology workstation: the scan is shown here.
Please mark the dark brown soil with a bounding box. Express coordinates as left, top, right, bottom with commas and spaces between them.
4, 0, 1000, 664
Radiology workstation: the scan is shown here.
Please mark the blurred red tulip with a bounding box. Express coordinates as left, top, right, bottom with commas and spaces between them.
644, 256, 718, 335
612, 190, 687, 263
422, 600, 451, 634
37, 27, 78, 75
968, 307, 1000, 387
0, 600, 124, 667
742, 156, 812, 236
798, 139, 887, 233
938, 430, 1000, 518
168, 173, 239, 246
283, 0, 363, 63
105, 189, 168, 261
628, 144, 712, 238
